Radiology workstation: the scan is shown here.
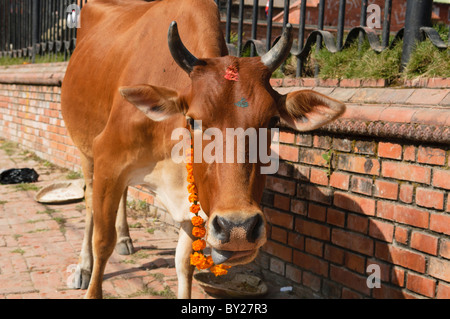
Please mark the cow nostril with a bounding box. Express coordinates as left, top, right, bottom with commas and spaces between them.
211, 216, 230, 242
246, 214, 263, 243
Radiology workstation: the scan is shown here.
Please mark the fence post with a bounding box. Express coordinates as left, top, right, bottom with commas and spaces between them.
400, 0, 432, 70
31, 0, 40, 63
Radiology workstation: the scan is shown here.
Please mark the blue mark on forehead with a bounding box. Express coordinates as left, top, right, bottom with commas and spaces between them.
235, 97, 249, 108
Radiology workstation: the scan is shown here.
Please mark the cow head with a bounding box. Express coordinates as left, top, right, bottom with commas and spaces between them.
120, 22, 345, 266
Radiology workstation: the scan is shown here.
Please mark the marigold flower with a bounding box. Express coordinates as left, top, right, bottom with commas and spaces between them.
187, 174, 195, 183
191, 215, 203, 226
190, 205, 201, 216
188, 193, 198, 203
192, 226, 206, 238
187, 183, 198, 194
210, 264, 231, 276
190, 252, 205, 267
192, 239, 206, 251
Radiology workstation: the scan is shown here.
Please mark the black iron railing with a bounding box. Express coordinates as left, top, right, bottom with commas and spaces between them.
0, 0, 448, 77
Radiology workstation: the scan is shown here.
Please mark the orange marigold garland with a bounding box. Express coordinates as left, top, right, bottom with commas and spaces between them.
186, 140, 231, 276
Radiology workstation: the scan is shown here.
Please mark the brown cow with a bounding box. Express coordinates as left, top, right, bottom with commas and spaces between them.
61, 0, 344, 299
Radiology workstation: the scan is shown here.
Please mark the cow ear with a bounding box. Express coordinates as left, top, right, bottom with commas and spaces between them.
119, 84, 181, 122
279, 90, 345, 131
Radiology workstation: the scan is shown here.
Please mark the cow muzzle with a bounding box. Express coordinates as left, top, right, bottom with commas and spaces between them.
207, 211, 266, 266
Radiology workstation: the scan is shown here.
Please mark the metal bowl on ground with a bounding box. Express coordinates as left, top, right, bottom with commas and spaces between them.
194, 272, 268, 298
34, 179, 85, 204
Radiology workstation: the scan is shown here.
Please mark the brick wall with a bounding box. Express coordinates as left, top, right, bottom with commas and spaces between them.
0, 63, 449, 298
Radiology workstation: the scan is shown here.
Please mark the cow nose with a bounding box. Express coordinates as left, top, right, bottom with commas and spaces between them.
211, 213, 264, 244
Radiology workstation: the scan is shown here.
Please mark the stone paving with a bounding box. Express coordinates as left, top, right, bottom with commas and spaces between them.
0, 140, 214, 299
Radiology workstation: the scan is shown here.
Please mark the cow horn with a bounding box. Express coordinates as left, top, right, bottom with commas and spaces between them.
168, 21, 199, 74
261, 23, 293, 72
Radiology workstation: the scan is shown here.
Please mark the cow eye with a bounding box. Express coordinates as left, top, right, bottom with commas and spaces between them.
268, 116, 280, 129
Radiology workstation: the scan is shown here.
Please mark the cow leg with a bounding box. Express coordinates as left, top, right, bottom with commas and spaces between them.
85, 173, 125, 299
115, 188, 134, 255
175, 220, 195, 299
71, 154, 94, 290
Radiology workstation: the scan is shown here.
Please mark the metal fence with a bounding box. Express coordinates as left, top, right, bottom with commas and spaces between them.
0, 0, 448, 77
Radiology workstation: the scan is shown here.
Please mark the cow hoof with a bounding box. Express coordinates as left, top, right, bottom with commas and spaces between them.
115, 237, 134, 255
70, 265, 91, 290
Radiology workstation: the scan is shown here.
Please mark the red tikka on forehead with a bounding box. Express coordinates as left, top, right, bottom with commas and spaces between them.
224, 64, 239, 81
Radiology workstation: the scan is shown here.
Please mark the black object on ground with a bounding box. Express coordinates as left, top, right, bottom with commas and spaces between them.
0, 168, 39, 185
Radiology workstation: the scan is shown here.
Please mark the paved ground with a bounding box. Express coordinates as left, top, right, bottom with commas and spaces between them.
0, 139, 217, 299
0, 139, 291, 299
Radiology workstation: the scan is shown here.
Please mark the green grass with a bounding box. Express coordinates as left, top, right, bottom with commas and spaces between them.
0, 53, 66, 66
66, 171, 83, 180
280, 24, 449, 82
12, 183, 40, 192
11, 248, 25, 255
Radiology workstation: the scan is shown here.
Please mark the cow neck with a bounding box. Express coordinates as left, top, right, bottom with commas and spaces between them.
186, 133, 231, 276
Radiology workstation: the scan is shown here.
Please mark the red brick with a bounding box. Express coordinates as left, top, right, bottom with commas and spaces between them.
302, 271, 321, 292
416, 187, 445, 210
354, 141, 376, 155
381, 162, 431, 184
369, 219, 394, 242
347, 214, 368, 234
378, 142, 402, 159
399, 184, 414, 204
295, 134, 312, 147
324, 244, 345, 264
278, 144, 299, 162
288, 232, 304, 250
313, 135, 332, 149
430, 214, 450, 236
376, 243, 426, 273
372, 284, 406, 299
263, 240, 292, 262
377, 201, 429, 229
305, 238, 323, 257
440, 239, 450, 259
326, 208, 346, 227
274, 194, 290, 211
293, 250, 328, 277
332, 138, 352, 152
417, 146, 446, 166
337, 155, 380, 175
432, 169, 450, 190
310, 167, 329, 186
285, 265, 302, 283
269, 258, 285, 275
411, 231, 438, 255
391, 267, 405, 287
345, 252, 365, 273
374, 180, 398, 200
266, 176, 296, 195
271, 226, 287, 243
295, 219, 330, 241
350, 176, 373, 196
297, 184, 332, 205
341, 288, 363, 299
406, 273, 436, 298
428, 257, 450, 282
279, 131, 295, 143
330, 265, 370, 296
331, 228, 374, 256
329, 172, 350, 190
403, 145, 416, 161
437, 282, 450, 299
264, 207, 294, 229
299, 148, 328, 166
290, 199, 307, 215
308, 203, 326, 222
334, 191, 375, 216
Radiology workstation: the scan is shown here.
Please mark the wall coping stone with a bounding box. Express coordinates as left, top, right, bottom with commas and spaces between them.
1, 62, 448, 144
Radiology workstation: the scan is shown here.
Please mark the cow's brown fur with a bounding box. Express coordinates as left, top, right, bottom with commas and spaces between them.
61, 0, 344, 299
